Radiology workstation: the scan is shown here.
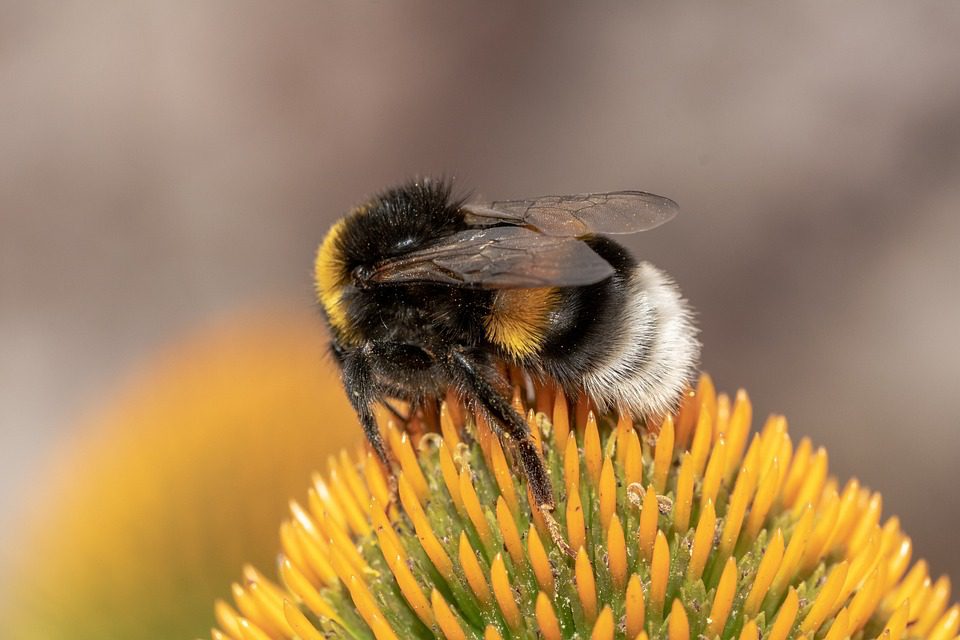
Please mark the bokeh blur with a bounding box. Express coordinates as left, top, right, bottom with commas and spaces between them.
1, 1, 958, 635
0, 309, 362, 638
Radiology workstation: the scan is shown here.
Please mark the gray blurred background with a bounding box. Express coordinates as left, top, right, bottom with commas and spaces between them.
2, 0, 958, 582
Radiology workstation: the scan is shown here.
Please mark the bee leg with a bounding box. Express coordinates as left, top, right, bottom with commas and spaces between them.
447, 351, 574, 557
340, 349, 396, 499
539, 506, 574, 558
359, 401, 400, 502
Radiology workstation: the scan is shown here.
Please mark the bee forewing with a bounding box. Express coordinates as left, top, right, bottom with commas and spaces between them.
369, 226, 615, 288
462, 190, 678, 237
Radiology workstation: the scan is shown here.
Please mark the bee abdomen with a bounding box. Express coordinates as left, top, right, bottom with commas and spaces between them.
484, 287, 560, 359
581, 261, 700, 419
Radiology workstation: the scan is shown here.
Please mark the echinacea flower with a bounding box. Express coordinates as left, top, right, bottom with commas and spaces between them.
0, 310, 362, 640
212, 375, 958, 640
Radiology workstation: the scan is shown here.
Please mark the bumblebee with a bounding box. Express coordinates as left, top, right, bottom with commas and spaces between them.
314, 179, 699, 524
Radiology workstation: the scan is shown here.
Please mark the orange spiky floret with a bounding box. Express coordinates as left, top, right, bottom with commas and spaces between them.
213, 375, 957, 640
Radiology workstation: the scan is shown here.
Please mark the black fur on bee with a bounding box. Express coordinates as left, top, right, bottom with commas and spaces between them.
315, 178, 699, 514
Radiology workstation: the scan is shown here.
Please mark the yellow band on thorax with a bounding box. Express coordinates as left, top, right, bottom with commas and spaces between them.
314, 219, 356, 341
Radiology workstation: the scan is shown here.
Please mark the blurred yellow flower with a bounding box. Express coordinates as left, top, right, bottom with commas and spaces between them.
213, 376, 957, 640
1, 308, 362, 639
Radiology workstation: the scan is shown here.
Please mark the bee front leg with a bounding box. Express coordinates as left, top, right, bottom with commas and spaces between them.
446, 351, 574, 557
340, 348, 396, 498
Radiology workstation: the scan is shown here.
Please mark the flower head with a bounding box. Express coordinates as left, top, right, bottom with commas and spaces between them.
215, 375, 957, 640
0, 311, 361, 640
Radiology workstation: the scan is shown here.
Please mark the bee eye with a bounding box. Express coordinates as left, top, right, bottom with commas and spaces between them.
396, 343, 432, 362
377, 343, 433, 370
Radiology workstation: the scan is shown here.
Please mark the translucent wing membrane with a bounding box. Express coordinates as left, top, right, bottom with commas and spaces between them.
368, 226, 614, 288
462, 190, 679, 237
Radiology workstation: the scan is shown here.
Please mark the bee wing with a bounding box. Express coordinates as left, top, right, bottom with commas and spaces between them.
462, 190, 678, 237
368, 226, 615, 288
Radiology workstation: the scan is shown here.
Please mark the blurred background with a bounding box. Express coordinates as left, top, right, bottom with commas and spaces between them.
2, 2, 958, 637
